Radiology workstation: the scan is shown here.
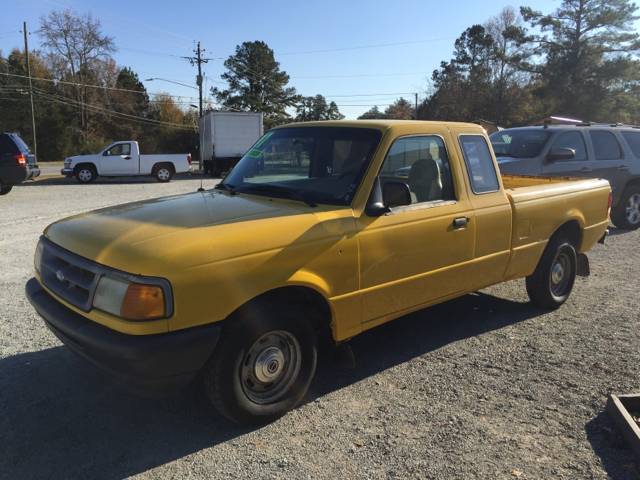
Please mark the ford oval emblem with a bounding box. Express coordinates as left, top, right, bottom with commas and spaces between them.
56, 270, 65, 282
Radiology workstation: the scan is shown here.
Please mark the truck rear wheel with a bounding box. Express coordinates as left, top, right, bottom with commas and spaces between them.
610, 186, 640, 230
526, 236, 577, 309
75, 166, 97, 183
154, 165, 173, 183
202, 303, 317, 425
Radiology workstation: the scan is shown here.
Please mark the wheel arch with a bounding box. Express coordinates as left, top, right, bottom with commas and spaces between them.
550, 219, 583, 251
73, 162, 97, 175
153, 162, 176, 173
228, 285, 334, 346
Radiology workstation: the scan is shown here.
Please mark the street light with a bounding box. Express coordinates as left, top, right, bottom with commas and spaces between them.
145, 78, 199, 91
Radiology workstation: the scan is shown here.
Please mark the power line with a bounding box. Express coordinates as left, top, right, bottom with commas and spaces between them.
33, 88, 198, 130
0, 71, 198, 98
292, 71, 431, 79
276, 38, 455, 56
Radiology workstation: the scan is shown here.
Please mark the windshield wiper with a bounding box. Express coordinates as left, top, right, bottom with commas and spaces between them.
214, 183, 238, 195
235, 184, 317, 207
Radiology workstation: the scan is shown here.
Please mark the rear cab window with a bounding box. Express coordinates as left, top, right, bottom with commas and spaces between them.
459, 135, 499, 193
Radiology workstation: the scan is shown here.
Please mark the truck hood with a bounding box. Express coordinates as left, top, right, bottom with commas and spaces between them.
67, 154, 95, 163
44, 190, 340, 276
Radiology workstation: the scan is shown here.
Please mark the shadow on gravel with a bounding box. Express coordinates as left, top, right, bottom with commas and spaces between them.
0, 346, 243, 480
309, 291, 542, 402
0, 292, 538, 479
607, 227, 635, 237
585, 412, 639, 478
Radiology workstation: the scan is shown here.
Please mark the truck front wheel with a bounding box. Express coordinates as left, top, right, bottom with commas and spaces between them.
154, 165, 173, 183
526, 236, 577, 310
203, 303, 318, 425
75, 166, 97, 183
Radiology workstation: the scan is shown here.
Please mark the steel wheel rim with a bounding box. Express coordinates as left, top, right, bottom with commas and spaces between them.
79, 169, 92, 182
550, 251, 571, 296
241, 330, 301, 404
625, 193, 640, 225
158, 169, 170, 180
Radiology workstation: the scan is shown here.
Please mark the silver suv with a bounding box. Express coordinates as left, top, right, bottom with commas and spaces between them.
490, 124, 640, 230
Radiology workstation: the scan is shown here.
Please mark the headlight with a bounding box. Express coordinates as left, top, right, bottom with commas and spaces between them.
94, 275, 167, 320
34, 241, 44, 273
64, 158, 72, 167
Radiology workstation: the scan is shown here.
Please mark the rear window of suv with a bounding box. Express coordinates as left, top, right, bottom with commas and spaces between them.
589, 131, 622, 160
621, 131, 640, 158
11, 134, 31, 154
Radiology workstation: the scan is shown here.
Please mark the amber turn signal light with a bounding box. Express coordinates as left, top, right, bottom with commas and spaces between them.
121, 284, 166, 320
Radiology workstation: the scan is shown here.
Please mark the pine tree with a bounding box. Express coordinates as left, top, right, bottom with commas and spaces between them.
212, 41, 299, 128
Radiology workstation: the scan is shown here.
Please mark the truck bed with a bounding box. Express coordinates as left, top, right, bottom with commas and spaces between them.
501, 174, 611, 280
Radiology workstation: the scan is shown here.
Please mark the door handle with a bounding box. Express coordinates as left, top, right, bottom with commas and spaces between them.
618, 165, 630, 170
579, 167, 592, 172
453, 217, 470, 229
124, 156, 132, 160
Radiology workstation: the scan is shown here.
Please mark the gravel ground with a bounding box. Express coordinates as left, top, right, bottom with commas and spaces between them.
1, 174, 639, 479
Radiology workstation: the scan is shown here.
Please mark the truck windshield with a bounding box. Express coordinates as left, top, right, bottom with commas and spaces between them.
489, 130, 552, 160
221, 127, 382, 206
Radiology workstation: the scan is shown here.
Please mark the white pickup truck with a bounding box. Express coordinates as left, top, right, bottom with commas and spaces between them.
61, 141, 192, 183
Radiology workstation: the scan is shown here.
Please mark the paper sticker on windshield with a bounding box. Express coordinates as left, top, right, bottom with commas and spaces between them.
246, 149, 263, 158
253, 132, 274, 149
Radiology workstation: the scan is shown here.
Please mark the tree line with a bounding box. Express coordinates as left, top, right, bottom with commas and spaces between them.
1, 0, 638, 162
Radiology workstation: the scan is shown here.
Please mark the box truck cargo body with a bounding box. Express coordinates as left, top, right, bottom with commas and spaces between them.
199, 112, 263, 176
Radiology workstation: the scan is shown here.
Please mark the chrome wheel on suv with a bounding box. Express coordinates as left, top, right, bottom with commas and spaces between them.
611, 186, 640, 230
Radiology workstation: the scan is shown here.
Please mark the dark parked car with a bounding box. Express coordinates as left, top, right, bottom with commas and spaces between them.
490, 124, 640, 230
0, 133, 40, 195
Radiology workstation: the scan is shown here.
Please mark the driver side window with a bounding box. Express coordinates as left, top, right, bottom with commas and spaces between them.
378, 136, 455, 204
104, 143, 131, 156
551, 132, 587, 161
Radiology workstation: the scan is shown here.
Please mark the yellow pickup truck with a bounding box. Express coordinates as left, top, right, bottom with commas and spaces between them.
26, 121, 611, 425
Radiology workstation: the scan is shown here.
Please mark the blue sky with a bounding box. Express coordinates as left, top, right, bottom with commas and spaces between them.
2, 0, 640, 120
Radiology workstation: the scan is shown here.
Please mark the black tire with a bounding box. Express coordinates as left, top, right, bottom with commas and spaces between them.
154, 164, 173, 183
75, 165, 97, 183
0, 183, 12, 195
526, 236, 577, 310
203, 303, 318, 425
610, 185, 640, 230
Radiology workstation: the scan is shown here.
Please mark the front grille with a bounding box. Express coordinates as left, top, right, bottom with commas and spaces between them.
39, 239, 101, 312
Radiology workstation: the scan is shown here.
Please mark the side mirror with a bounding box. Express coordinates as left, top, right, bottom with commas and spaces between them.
365, 177, 389, 216
547, 147, 575, 162
365, 179, 412, 217
103, 151, 109, 156
383, 181, 411, 208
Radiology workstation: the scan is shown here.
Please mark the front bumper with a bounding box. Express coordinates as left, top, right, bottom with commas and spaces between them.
61, 167, 73, 176
26, 278, 221, 396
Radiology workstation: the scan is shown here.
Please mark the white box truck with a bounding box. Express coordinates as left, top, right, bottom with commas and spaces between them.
199, 112, 263, 177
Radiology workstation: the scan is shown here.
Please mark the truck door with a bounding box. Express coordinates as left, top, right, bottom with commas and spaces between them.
99, 143, 135, 175
457, 133, 512, 288
356, 133, 475, 324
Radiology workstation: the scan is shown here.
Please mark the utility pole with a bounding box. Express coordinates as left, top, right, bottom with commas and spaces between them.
414, 93, 418, 121
23, 22, 37, 159
184, 42, 209, 169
